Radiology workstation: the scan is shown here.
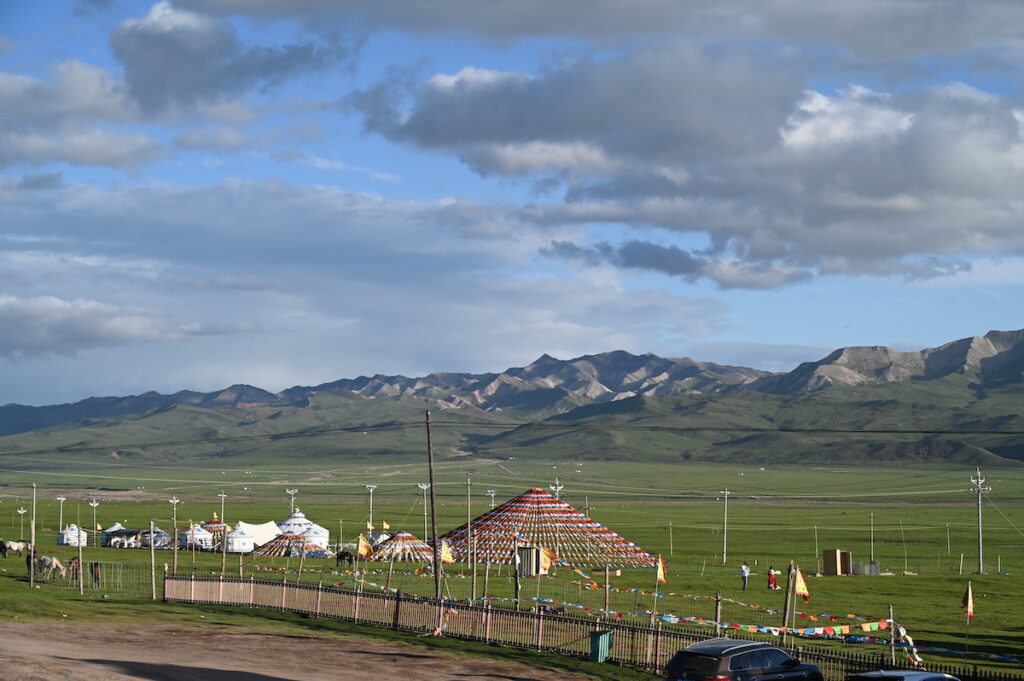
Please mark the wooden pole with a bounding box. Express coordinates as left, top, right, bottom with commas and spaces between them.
780, 561, 794, 644
426, 410, 443, 632
715, 590, 722, 635
150, 520, 157, 600
29, 483, 36, 589
888, 604, 896, 665
77, 504, 84, 595
386, 554, 395, 592
604, 564, 610, 614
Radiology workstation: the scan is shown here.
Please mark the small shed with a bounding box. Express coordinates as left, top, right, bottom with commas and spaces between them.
58, 524, 88, 547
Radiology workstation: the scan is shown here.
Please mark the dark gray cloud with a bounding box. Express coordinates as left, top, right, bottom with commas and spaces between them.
110, 1, 358, 113
16, 173, 64, 191
178, 0, 1024, 59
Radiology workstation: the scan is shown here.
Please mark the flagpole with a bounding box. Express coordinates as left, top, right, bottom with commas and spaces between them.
651, 555, 661, 626
964, 579, 972, 654
780, 561, 794, 644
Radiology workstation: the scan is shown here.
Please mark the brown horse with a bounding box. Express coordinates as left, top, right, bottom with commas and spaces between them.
335, 550, 355, 568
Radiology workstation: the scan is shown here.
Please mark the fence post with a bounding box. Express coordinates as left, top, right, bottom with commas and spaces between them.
354, 585, 362, 621
654, 621, 662, 669
392, 590, 402, 629
190, 573, 195, 601
715, 590, 722, 635
535, 605, 544, 650
249, 575, 254, 607
315, 581, 323, 617
218, 575, 224, 604
281, 576, 287, 610
484, 602, 492, 643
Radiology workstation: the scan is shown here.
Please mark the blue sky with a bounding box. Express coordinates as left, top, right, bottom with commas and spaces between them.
1, 0, 1023, 405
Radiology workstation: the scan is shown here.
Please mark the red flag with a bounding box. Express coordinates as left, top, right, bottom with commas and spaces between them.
962, 581, 974, 619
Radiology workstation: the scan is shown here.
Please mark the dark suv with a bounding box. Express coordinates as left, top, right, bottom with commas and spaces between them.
663, 638, 823, 681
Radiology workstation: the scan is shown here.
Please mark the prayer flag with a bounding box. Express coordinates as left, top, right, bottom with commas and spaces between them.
382, 520, 390, 530
357, 533, 372, 557
539, 546, 552, 572
656, 555, 667, 584
794, 567, 810, 602
962, 581, 974, 619
441, 539, 455, 564
366, 521, 374, 530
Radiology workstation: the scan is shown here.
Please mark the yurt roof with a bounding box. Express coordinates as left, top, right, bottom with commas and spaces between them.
103, 522, 126, 534
277, 508, 314, 533
438, 487, 655, 567
183, 523, 213, 536
252, 533, 330, 557
370, 530, 433, 562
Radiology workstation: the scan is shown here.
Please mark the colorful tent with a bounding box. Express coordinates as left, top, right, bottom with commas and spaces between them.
201, 513, 230, 546
437, 487, 655, 567
252, 533, 332, 558
370, 531, 434, 562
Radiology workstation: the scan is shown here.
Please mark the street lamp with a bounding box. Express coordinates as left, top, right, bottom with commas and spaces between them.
720, 488, 730, 564
285, 488, 298, 513
16, 506, 26, 538
56, 496, 67, 532
417, 483, 430, 539
365, 485, 377, 530
89, 499, 99, 545
169, 496, 181, 573
486, 489, 497, 509
549, 477, 564, 499
217, 490, 227, 523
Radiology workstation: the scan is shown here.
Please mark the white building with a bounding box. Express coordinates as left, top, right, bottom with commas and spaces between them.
225, 526, 255, 554
179, 523, 214, 550
58, 524, 88, 547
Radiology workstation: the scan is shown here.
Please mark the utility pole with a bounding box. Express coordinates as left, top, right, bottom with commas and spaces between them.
17, 506, 26, 538
365, 484, 377, 531
970, 468, 990, 574
30, 482, 37, 589
417, 483, 431, 539
720, 488, 730, 564
486, 489, 497, 509
56, 495, 67, 532
549, 478, 563, 499
285, 488, 298, 513
870, 512, 874, 563
669, 521, 674, 556
218, 490, 228, 576
89, 499, 99, 544
425, 412, 442, 601
169, 496, 180, 573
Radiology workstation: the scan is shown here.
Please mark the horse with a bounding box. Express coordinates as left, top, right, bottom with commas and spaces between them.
335, 550, 355, 568
3, 540, 31, 557
35, 555, 67, 581
69, 556, 81, 582
0, 540, 6, 559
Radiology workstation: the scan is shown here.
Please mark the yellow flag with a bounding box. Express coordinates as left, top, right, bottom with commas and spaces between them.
357, 533, 373, 557
440, 539, 455, 564
382, 520, 390, 530
366, 521, 374, 530
656, 555, 667, 584
539, 547, 552, 572
962, 581, 974, 619
794, 567, 810, 602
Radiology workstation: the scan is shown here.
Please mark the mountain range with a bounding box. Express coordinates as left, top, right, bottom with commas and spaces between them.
2, 328, 1023, 466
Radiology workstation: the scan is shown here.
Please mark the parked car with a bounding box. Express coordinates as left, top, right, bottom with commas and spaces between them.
846, 672, 960, 681
663, 638, 823, 681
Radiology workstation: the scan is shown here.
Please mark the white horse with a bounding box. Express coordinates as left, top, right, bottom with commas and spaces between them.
2, 540, 31, 557
35, 555, 66, 581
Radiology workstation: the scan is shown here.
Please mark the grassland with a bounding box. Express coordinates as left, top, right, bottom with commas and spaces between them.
1, 460, 1022, 673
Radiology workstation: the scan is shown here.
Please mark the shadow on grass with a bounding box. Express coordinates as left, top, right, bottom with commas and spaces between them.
63, 659, 296, 681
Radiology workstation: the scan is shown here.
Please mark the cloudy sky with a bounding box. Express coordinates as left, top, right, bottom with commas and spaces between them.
1, 1, 1023, 405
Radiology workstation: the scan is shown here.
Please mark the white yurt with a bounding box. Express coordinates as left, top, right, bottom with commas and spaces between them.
58, 524, 88, 546
277, 508, 313, 536
225, 525, 255, 554
301, 521, 330, 550
102, 522, 126, 546
179, 523, 214, 550
234, 520, 281, 547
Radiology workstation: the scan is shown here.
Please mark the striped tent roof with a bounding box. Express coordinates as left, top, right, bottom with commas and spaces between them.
438, 488, 655, 567
370, 531, 434, 563
201, 513, 231, 543
252, 533, 332, 558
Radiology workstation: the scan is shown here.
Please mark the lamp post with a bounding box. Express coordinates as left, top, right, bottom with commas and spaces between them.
285, 488, 298, 513
549, 477, 563, 499
217, 490, 227, 524
169, 496, 181, 573
365, 484, 377, 531
486, 489, 497, 509
970, 468, 991, 574
417, 483, 430, 539
89, 499, 99, 546
217, 490, 228, 575
56, 496, 67, 533
16, 506, 26, 538
720, 488, 730, 564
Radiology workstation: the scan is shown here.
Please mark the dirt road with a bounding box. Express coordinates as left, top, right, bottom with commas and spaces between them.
0, 623, 590, 681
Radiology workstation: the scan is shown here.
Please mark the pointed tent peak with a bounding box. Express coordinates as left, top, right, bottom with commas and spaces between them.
287, 508, 307, 519
212, 512, 218, 521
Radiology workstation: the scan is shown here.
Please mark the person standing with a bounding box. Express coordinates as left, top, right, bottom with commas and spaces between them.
767, 565, 780, 590
740, 561, 750, 590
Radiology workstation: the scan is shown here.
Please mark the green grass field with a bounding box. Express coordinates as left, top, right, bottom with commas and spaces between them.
1, 460, 1022, 674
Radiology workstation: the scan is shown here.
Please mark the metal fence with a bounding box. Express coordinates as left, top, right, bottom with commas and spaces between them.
164, 576, 1022, 681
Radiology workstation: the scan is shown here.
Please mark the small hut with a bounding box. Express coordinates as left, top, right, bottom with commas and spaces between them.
370, 530, 433, 562
225, 525, 255, 554
58, 524, 88, 547
179, 523, 214, 550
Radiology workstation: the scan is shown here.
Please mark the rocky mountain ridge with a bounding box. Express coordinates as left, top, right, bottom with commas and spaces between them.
3, 328, 1022, 438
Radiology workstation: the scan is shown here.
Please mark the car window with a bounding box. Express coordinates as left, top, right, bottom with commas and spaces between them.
760, 649, 795, 669
665, 652, 721, 679
730, 651, 769, 671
